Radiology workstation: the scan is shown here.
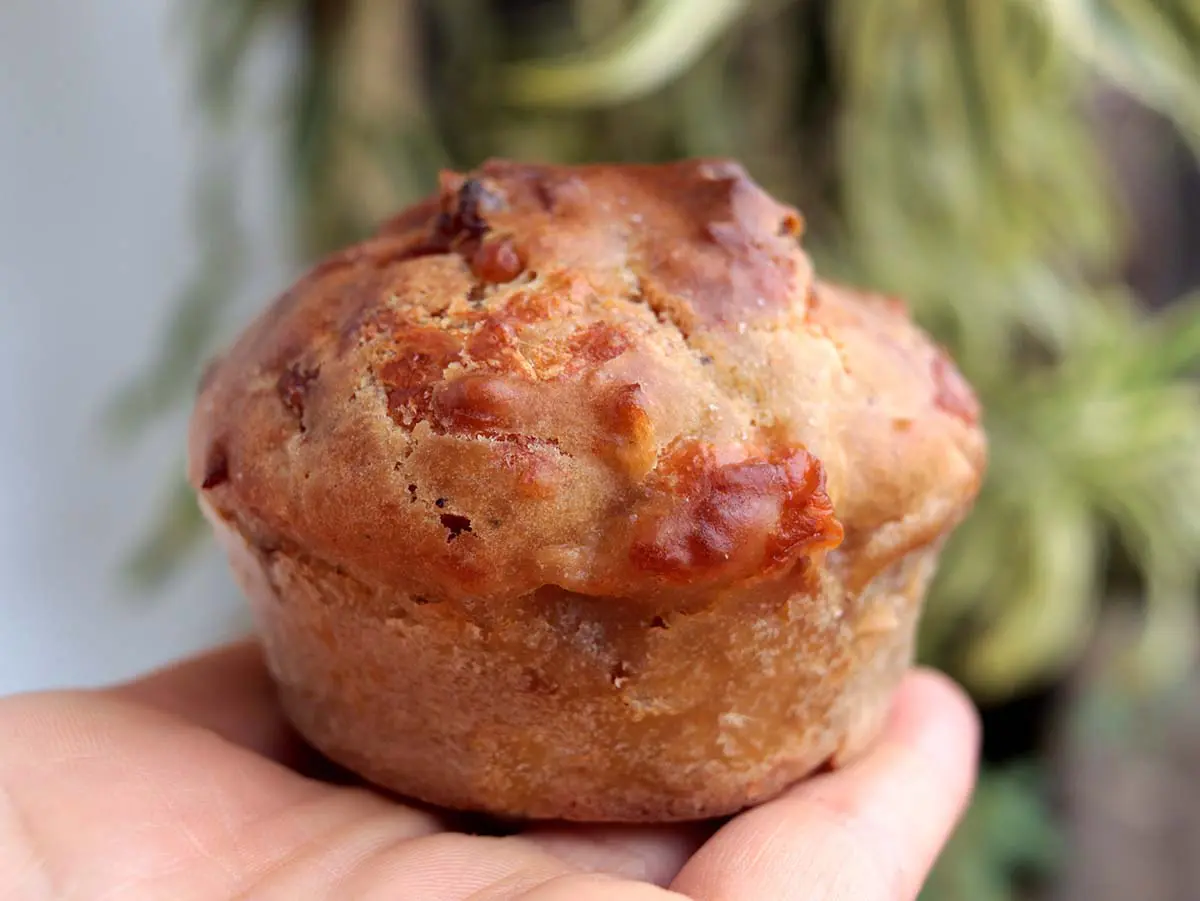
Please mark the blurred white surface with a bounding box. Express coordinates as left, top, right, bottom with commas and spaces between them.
0, 1, 290, 692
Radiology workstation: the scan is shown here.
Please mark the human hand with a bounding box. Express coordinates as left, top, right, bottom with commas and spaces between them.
0, 641, 977, 900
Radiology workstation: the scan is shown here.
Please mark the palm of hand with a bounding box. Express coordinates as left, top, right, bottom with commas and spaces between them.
0, 644, 976, 901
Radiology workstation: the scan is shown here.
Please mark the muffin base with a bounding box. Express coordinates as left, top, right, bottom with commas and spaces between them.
212, 511, 934, 823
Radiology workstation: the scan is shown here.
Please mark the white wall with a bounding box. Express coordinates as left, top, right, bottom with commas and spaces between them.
0, 1, 292, 692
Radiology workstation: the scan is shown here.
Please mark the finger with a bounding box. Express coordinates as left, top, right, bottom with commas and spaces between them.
94, 645, 705, 890
102, 643, 713, 890
0, 687, 443, 898
0, 690, 690, 900
107, 638, 300, 761
521, 822, 714, 887
285, 831, 691, 901
670, 669, 980, 901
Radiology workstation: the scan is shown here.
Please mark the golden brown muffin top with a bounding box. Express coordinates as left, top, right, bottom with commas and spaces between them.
189, 159, 985, 605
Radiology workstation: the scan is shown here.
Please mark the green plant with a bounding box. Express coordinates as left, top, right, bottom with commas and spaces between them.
920, 762, 1061, 901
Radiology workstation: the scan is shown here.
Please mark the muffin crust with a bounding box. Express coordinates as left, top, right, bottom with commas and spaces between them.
190, 158, 985, 821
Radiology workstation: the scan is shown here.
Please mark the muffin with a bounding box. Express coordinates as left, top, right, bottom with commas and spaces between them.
189, 158, 986, 822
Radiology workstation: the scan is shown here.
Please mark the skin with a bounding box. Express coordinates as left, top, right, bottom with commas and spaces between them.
0, 641, 978, 901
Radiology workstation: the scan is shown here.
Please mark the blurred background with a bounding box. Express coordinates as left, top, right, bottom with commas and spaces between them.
2, 1, 1199, 898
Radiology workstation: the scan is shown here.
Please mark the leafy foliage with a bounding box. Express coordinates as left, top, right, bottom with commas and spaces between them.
827, 0, 1200, 698
123, 471, 209, 591
1030, 0, 1200, 152
104, 162, 244, 443
921, 762, 1061, 901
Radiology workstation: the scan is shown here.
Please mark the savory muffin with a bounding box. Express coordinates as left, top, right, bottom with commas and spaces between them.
189, 158, 986, 822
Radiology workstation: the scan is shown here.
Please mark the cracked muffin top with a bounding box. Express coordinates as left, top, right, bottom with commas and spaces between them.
188, 159, 985, 606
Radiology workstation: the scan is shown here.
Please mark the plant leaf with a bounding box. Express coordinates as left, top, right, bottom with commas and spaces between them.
1027, 0, 1200, 151
123, 474, 209, 592
504, 0, 750, 107
102, 164, 243, 442
963, 480, 1098, 697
